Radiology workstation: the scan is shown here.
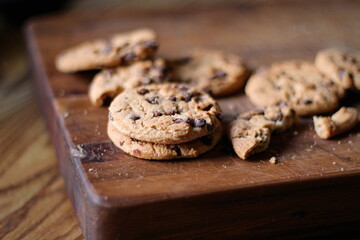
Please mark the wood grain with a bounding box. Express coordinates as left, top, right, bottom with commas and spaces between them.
0, 71, 83, 239
25, 0, 360, 239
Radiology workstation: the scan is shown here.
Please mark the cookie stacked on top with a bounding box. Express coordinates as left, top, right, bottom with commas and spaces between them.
108, 84, 222, 160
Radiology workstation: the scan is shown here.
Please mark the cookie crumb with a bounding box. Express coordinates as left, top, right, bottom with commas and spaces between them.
332, 161, 336, 165
340, 168, 344, 171
269, 157, 277, 164
293, 131, 298, 136
63, 112, 70, 118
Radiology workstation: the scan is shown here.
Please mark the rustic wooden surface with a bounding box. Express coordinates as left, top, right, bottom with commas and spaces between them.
0, 31, 83, 239
4, 0, 360, 239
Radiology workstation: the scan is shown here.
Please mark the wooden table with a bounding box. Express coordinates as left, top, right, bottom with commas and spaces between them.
2, 0, 360, 239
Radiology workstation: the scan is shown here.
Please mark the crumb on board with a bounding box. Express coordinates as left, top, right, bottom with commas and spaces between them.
269, 157, 277, 164
63, 112, 70, 118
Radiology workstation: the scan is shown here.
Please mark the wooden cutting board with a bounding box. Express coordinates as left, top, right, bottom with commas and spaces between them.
26, 0, 360, 239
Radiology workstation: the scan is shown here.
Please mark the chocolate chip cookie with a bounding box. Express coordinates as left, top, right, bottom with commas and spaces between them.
170, 50, 249, 97
109, 83, 222, 144
315, 48, 360, 89
55, 28, 158, 73
229, 105, 296, 159
89, 58, 172, 106
245, 61, 344, 116
108, 122, 222, 160
313, 107, 358, 139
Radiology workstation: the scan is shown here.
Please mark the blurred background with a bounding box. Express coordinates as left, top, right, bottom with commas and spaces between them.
1, 0, 359, 239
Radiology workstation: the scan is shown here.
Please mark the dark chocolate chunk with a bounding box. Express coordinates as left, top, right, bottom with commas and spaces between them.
130, 114, 141, 121
153, 111, 163, 117
211, 69, 228, 79
146, 96, 159, 104
168, 96, 177, 101
123, 52, 136, 62
102, 42, 113, 54
270, 112, 283, 122
108, 112, 114, 121
254, 109, 265, 115
179, 85, 189, 91
202, 105, 213, 111
144, 40, 158, 49
193, 118, 206, 128
301, 99, 313, 105
207, 123, 214, 131
173, 117, 190, 124
171, 146, 182, 157
339, 69, 347, 80
165, 110, 179, 116
137, 88, 149, 95
216, 113, 223, 121
119, 141, 125, 146
278, 101, 288, 107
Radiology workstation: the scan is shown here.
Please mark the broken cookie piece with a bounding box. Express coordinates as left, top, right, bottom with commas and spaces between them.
229, 105, 296, 159
313, 107, 358, 139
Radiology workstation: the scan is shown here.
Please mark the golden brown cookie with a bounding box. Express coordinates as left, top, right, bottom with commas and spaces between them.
170, 50, 249, 97
89, 58, 172, 106
245, 60, 344, 116
108, 84, 222, 144
108, 122, 222, 160
55, 28, 158, 73
315, 48, 360, 89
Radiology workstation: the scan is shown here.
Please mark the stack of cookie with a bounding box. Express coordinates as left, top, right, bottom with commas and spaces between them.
107, 84, 222, 160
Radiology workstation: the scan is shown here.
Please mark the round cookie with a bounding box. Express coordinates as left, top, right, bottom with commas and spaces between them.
170, 50, 249, 97
315, 48, 360, 89
109, 83, 222, 144
108, 122, 222, 160
55, 28, 158, 73
89, 58, 172, 106
245, 60, 344, 116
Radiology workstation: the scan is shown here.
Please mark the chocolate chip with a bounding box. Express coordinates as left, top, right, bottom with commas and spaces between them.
179, 86, 189, 91
207, 123, 214, 131
102, 42, 113, 54
133, 149, 142, 155
137, 88, 149, 95
171, 146, 182, 157
339, 69, 347, 80
146, 96, 159, 104
119, 141, 125, 146
254, 109, 265, 114
211, 69, 227, 79
202, 105, 213, 111
301, 99, 313, 105
144, 40, 158, 49
108, 112, 114, 121
193, 118, 206, 128
123, 52, 136, 62
173, 117, 190, 124
200, 135, 213, 146
182, 92, 193, 102
130, 114, 141, 121
166, 110, 179, 116
278, 101, 288, 107
168, 96, 177, 101
216, 113, 223, 121
270, 112, 283, 122
153, 111, 163, 117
